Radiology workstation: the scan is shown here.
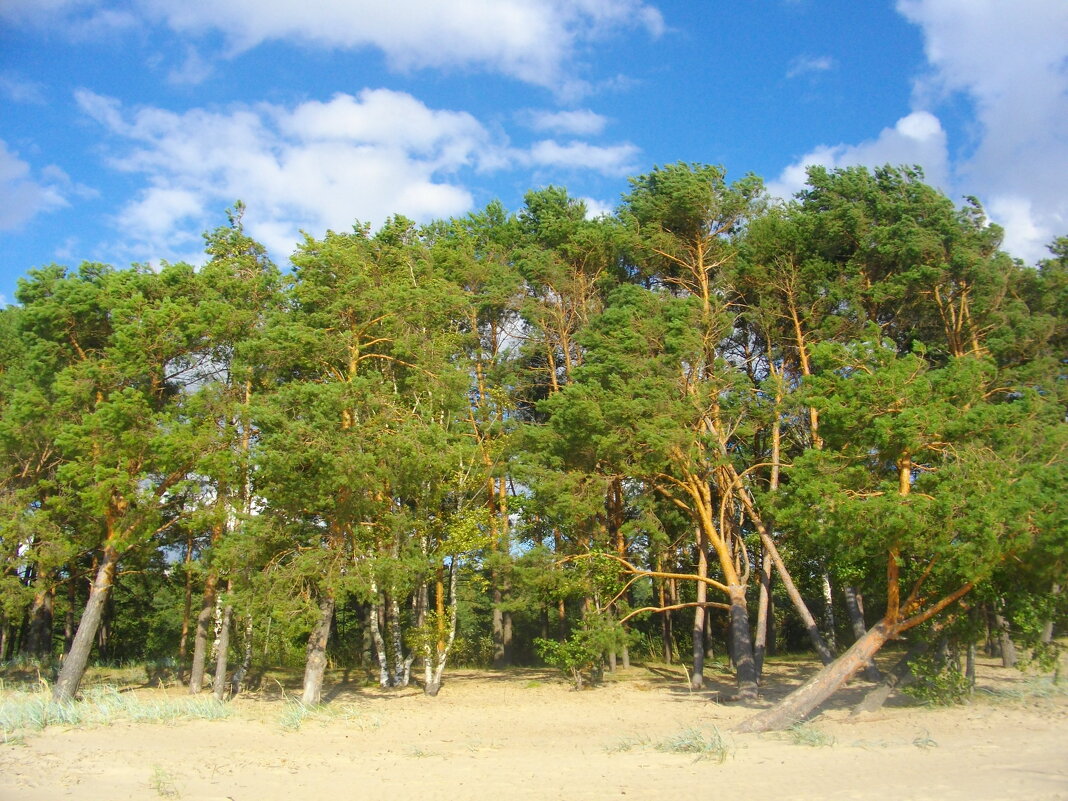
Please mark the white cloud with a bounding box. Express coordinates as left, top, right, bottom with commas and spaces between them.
768, 111, 949, 200
0, 140, 69, 230
0, 0, 138, 38
786, 54, 835, 79
166, 47, 214, 86
580, 196, 615, 219
523, 109, 609, 136
0, 73, 47, 104
527, 139, 639, 175
74, 89, 492, 260
3, 0, 655, 91
896, 0, 1068, 263
73, 89, 641, 263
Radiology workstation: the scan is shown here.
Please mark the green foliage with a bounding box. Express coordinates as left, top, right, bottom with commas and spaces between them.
902, 652, 972, 706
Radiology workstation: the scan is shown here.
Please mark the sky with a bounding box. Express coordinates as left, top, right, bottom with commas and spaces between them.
1, 0, 1066, 306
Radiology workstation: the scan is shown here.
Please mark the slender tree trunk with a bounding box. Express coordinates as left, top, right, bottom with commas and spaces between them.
212, 602, 233, 702
64, 571, 77, 652
820, 571, 838, 652
1040, 583, 1060, 645
754, 549, 773, 678
177, 534, 194, 682
737, 620, 895, 733
691, 534, 708, 689
189, 572, 219, 693
369, 585, 390, 687
843, 585, 881, 682
53, 545, 119, 703
230, 614, 254, 696
301, 593, 335, 705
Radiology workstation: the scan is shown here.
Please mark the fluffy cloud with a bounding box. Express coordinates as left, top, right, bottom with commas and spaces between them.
526, 139, 639, 175
0, 140, 69, 230
523, 109, 609, 136
74, 89, 641, 263
786, 55, 835, 79
9, 0, 662, 91
897, 0, 1068, 263
74, 89, 493, 259
767, 111, 949, 200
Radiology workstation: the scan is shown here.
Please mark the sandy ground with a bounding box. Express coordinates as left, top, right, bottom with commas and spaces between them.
1, 656, 1066, 801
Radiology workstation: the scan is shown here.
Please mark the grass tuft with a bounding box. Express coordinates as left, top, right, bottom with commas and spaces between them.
278, 700, 379, 732
786, 722, 836, 747
654, 726, 732, 763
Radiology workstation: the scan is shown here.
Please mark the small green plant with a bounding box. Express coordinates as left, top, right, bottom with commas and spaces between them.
655, 727, 732, 763
902, 653, 972, 706
149, 765, 180, 798
535, 613, 631, 690
786, 723, 836, 747
604, 734, 650, 753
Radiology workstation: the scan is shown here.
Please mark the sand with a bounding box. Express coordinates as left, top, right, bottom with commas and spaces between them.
1, 656, 1066, 801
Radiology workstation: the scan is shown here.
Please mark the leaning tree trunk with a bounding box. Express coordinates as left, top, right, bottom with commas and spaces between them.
53, 546, 119, 703
301, 593, 336, 705
736, 620, 894, 733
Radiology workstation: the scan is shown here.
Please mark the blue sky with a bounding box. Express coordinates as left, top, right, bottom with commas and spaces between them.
2, 0, 1066, 305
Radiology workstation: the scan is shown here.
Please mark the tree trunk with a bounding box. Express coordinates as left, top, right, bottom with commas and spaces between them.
852, 638, 928, 716
728, 584, 759, 700
994, 613, 1017, 668
53, 546, 119, 703
369, 586, 390, 687
820, 571, 837, 652
754, 549, 773, 678
691, 536, 708, 689
188, 572, 219, 693
212, 603, 233, 702
230, 614, 254, 696
737, 620, 894, 733
25, 585, 55, 660
177, 534, 194, 682
1040, 583, 1060, 645
301, 594, 335, 705
843, 585, 881, 682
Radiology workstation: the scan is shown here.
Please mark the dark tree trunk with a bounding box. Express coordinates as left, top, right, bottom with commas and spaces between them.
820, 571, 838, 652
728, 584, 759, 701
212, 603, 233, 702
189, 572, 219, 693
302, 594, 335, 705
737, 620, 894, 733
843, 585, 881, 682
994, 613, 1017, 668
25, 586, 55, 660
53, 546, 119, 703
